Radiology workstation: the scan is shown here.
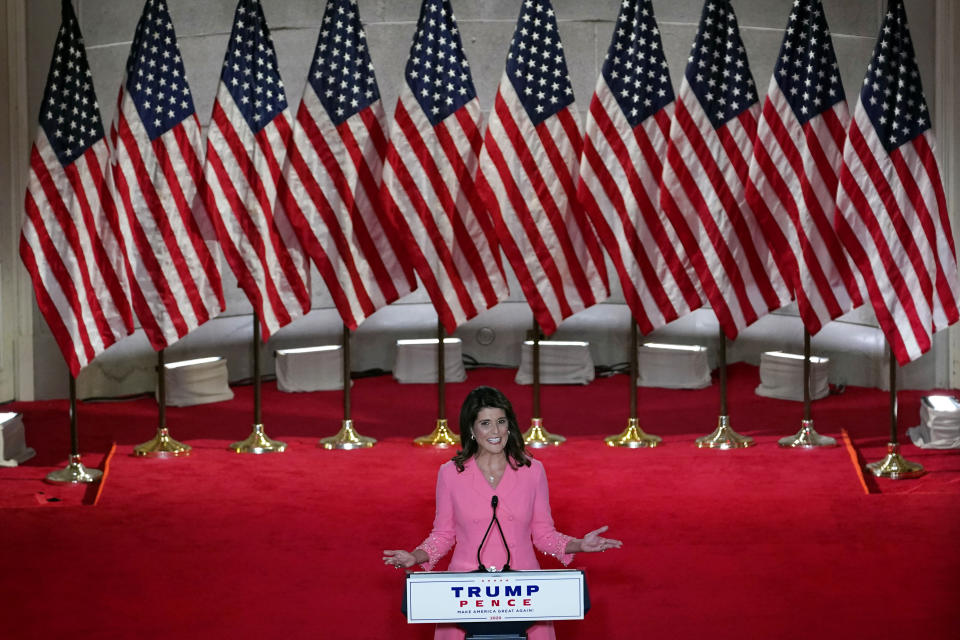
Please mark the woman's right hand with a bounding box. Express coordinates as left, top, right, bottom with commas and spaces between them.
382, 549, 418, 569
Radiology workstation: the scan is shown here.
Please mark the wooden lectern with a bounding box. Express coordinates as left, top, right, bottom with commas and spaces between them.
402, 569, 590, 639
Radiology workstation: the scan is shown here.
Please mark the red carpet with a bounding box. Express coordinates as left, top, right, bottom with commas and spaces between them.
1, 365, 958, 638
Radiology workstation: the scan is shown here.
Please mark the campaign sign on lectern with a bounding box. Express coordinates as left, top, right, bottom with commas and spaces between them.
404, 569, 586, 624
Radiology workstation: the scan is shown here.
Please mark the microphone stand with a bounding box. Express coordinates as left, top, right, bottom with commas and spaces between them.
475, 495, 511, 572
464, 494, 525, 639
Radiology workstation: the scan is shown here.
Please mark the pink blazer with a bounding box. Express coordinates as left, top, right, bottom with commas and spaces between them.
418, 457, 574, 572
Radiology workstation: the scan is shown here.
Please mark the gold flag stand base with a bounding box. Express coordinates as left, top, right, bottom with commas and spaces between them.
320, 419, 375, 450
230, 424, 286, 454
414, 419, 459, 448
605, 417, 661, 448
523, 418, 565, 448
134, 427, 192, 457
866, 443, 926, 479
778, 419, 837, 448
695, 415, 755, 449
45, 454, 102, 484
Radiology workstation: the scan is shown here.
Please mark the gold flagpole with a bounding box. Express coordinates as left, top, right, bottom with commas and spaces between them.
605, 320, 661, 447
134, 348, 192, 457
524, 319, 564, 447
696, 325, 754, 448
779, 328, 837, 448
415, 319, 459, 447
321, 323, 375, 449
46, 374, 102, 484
231, 314, 286, 453
866, 343, 924, 478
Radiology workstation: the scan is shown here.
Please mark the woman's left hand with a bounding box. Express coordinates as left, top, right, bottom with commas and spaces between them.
577, 525, 623, 553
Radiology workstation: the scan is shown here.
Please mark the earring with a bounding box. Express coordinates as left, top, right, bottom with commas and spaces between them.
471, 434, 475, 440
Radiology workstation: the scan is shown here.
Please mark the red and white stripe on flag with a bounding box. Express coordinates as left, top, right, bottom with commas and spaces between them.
745, 0, 863, 336
279, 0, 414, 330
383, 92, 508, 334
107, 0, 224, 351
202, 0, 310, 341
21, 0, 133, 376
835, 0, 960, 365
23, 136, 134, 377
836, 112, 959, 364
659, 0, 790, 340
476, 1, 608, 336
479, 83, 609, 336
381, 0, 507, 335
20, 2, 133, 377
578, 0, 704, 335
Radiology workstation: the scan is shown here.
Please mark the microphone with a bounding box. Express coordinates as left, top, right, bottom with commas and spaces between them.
492, 496, 511, 571
475, 495, 511, 572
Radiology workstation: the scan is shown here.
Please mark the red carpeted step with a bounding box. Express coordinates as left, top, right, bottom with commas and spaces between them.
2, 365, 958, 638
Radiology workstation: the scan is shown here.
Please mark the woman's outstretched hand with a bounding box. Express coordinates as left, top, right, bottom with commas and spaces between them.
568, 526, 623, 554
382, 549, 421, 569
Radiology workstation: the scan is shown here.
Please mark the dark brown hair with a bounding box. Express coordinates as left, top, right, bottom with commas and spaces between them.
452, 386, 531, 472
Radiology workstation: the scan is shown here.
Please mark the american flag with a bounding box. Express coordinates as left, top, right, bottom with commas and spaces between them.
279, 0, 415, 330
20, 0, 133, 377
107, 0, 224, 350
577, 0, 704, 335
202, 0, 310, 341
659, 0, 790, 340
745, 0, 863, 336
476, 0, 609, 336
834, 0, 960, 365
381, 0, 508, 335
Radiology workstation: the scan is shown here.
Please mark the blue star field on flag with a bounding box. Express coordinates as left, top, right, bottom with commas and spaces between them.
405, 0, 476, 127
602, 0, 674, 128
505, 0, 574, 126
40, 0, 104, 166
685, 0, 758, 130
774, 0, 845, 126
124, 0, 196, 141
307, 0, 380, 126
220, 0, 288, 134
860, 0, 931, 153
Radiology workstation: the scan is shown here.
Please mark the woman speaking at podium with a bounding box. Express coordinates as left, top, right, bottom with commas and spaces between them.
383, 386, 622, 639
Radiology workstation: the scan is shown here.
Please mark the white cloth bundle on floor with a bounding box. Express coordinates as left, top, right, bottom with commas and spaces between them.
908, 396, 960, 449
393, 338, 467, 383
276, 346, 345, 392
636, 343, 711, 389
755, 351, 829, 401
0, 413, 36, 467
515, 341, 594, 385
161, 357, 234, 407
